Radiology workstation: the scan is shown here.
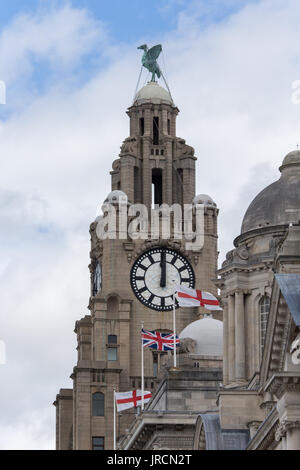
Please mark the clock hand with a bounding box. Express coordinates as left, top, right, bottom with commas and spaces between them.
160, 251, 166, 288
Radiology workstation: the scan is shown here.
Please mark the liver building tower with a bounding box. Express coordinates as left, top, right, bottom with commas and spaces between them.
53, 52, 219, 450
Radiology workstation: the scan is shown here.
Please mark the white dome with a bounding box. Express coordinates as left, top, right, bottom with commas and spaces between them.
193, 194, 216, 207
134, 82, 173, 105
179, 317, 223, 356
104, 190, 128, 205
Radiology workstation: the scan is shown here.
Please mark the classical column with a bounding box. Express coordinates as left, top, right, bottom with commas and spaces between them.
222, 299, 229, 385
235, 290, 246, 381
286, 421, 300, 449
276, 420, 300, 450
228, 294, 235, 383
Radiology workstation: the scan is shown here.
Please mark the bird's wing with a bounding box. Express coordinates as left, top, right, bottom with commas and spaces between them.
146, 44, 162, 61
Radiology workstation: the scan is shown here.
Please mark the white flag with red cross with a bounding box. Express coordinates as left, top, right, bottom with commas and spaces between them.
115, 389, 152, 412
176, 285, 222, 310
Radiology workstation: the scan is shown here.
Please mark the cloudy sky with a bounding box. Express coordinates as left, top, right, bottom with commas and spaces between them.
1, 0, 300, 449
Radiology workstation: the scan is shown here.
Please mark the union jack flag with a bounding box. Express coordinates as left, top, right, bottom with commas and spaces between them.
141, 328, 180, 351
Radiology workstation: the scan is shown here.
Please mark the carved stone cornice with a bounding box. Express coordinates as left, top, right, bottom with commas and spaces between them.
264, 372, 300, 399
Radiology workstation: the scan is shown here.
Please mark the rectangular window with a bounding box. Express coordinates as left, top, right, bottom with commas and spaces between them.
139, 118, 144, 136
167, 119, 171, 135
108, 335, 117, 344
108, 347, 117, 361
92, 437, 104, 450
152, 168, 163, 206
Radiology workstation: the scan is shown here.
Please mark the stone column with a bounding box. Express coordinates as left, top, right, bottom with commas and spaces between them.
277, 390, 300, 450
228, 294, 235, 383
286, 421, 300, 449
235, 290, 246, 381
222, 299, 229, 385
120, 156, 135, 203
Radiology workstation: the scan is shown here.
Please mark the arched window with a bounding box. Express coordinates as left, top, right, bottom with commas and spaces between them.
260, 296, 270, 354
92, 392, 105, 416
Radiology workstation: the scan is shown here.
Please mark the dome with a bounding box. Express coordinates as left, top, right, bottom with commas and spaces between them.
179, 317, 223, 356
193, 194, 217, 207
241, 151, 300, 234
104, 190, 128, 205
134, 81, 173, 105
280, 149, 300, 169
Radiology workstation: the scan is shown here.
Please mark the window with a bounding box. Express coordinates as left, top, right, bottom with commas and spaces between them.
260, 296, 270, 354
139, 118, 144, 136
108, 348, 117, 361
92, 437, 104, 450
108, 335, 117, 344
93, 262, 102, 296
153, 117, 159, 145
108, 335, 117, 361
92, 392, 104, 416
152, 168, 163, 206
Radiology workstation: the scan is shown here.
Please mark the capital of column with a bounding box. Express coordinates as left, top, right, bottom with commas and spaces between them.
276, 419, 300, 441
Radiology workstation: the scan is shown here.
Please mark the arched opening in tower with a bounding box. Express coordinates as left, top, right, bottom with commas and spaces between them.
152, 168, 163, 206
153, 116, 159, 145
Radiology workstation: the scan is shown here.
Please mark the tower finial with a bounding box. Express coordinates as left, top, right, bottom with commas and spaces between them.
137, 44, 162, 82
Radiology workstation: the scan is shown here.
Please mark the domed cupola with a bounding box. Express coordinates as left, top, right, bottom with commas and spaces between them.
193, 194, 217, 207
134, 81, 174, 106
240, 150, 300, 234
179, 315, 223, 356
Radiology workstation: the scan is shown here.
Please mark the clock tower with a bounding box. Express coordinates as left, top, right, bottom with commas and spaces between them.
54, 78, 219, 450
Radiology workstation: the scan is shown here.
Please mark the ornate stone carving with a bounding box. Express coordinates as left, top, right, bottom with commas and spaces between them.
178, 338, 197, 354
120, 137, 137, 155
275, 419, 300, 441
176, 138, 195, 157
112, 159, 120, 171
237, 244, 249, 260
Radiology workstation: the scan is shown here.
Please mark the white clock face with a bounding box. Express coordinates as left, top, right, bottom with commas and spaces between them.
130, 248, 195, 311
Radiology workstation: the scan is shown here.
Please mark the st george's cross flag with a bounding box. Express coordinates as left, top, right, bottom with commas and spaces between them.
142, 328, 180, 351
115, 390, 152, 412
176, 285, 222, 310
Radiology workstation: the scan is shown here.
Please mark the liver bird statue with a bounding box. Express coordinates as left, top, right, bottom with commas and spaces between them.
138, 44, 162, 82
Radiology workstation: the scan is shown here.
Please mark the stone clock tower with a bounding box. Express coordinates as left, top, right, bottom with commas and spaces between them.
54, 79, 219, 450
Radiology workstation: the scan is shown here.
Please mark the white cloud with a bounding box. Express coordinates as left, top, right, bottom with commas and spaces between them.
1, 0, 300, 449
0, 3, 105, 84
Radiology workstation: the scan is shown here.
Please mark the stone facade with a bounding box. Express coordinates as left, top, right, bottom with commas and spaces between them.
117, 152, 300, 450
54, 76, 300, 451
53, 81, 219, 450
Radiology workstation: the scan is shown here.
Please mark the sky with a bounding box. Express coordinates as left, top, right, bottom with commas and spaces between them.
1, 0, 300, 449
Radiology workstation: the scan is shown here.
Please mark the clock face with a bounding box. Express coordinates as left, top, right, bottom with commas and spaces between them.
130, 248, 195, 311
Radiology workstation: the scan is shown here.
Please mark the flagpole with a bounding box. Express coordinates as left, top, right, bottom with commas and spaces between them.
113, 388, 116, 450
173, 295, 177, 368
141, 321, 144, 411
